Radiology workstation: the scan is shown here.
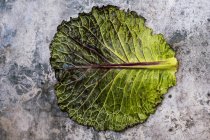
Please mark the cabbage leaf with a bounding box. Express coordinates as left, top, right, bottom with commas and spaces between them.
50, 5, 178, 131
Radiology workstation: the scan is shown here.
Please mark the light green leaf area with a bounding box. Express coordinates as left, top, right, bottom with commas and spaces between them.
50, 5, 178, 131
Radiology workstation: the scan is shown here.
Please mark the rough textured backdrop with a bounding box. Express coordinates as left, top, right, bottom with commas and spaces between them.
0, 0, 210, 140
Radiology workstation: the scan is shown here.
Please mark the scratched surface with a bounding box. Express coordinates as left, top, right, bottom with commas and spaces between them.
0, 0, 210, 140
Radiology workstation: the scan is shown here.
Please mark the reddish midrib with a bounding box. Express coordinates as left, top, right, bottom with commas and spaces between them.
69, 61, 162, 69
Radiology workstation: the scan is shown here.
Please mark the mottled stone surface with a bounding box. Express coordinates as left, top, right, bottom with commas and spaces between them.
0, 0, 210, 139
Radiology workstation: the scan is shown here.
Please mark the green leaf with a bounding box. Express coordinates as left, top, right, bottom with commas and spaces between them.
50, 5, 178, 131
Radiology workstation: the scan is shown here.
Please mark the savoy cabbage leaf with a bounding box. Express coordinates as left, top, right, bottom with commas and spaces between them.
50, 5, 178, 131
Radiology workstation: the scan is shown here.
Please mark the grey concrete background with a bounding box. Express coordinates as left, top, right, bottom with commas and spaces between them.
0, 0, 210, 139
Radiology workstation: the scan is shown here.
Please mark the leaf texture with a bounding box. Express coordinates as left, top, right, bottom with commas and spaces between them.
50, 5, 178, 131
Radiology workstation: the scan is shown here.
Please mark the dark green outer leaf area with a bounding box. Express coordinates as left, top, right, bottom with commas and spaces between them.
50, 5, 178, 131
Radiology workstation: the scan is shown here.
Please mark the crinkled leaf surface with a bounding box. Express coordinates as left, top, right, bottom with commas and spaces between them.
50, 5, 178, 131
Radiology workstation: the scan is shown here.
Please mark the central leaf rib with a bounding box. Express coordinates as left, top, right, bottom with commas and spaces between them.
73, 62, 160, 69
67, 58, 177, 70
